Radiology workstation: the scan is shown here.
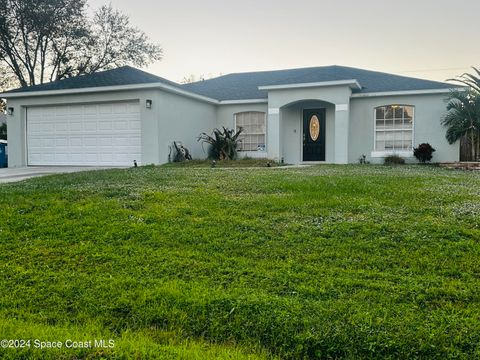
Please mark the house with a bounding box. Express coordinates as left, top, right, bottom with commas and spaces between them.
0, 65, 462, 167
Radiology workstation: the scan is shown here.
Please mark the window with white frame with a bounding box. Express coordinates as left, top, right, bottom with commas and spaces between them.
375, 105, 414, 151
235, 111, 266, 151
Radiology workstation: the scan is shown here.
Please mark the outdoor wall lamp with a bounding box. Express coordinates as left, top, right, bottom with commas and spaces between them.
146, 99, 152, 109
7, 107, 13, 115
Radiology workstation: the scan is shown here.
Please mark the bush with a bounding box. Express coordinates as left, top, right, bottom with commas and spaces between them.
384, 155, 405, 165
413, 143, 436, 163
197, 127, 243, 160
171, 141, 192, 162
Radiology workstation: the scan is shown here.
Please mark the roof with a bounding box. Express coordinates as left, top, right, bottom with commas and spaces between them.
2, 66, 181, 94
181, 65, 455, 101
2, 65, 457, 101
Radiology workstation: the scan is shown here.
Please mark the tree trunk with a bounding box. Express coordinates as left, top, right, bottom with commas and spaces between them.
476, 130, 480, 161
471, 130, 476, 161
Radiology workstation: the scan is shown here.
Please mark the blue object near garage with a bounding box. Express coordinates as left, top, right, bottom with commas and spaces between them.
0, 140, 7, 168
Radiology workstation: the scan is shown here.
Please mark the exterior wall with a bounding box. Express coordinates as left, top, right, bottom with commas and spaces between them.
349, 93, 458, 163
281, 101, 335, 164
6, 89, 160, 167
216, 103, 269, 158
4, 84, 458, 167
268, 86, 352, 163
155, 90, 216, 162
5, 88, 216, 167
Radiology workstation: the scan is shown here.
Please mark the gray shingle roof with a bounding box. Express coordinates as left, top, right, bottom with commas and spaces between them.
3, 65, 456, 101
3, 66, 180, 94
181, 65, 455, 101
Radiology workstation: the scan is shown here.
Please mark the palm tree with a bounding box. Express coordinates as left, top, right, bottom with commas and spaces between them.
197, 127, 243, 160
449, 67, 480, 93
442, 89, 480, 161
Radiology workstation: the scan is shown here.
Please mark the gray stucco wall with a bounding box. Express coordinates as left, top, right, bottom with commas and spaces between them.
216, 103, 269, 158
268, 85, 352, 163
5, 88, 216, 167
281, 100, 335, 164
6, 89, 159, 167
349, 93, 458, 163
155, 90, 216, 162
4, 84, 459, 167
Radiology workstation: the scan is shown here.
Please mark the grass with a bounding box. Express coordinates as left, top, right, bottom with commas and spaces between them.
0, 164, 479, 359
162, 158, 282, 168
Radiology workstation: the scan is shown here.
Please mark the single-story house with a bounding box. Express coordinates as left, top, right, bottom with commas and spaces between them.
0, 65, 463, 167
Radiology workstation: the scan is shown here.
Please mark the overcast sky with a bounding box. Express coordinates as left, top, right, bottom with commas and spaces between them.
89, 0, 480, 83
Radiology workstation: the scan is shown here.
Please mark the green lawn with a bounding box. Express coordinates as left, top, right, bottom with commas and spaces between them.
0, 165, 479, 359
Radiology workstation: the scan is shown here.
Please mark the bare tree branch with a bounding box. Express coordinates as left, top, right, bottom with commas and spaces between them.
0, 0, 162, 88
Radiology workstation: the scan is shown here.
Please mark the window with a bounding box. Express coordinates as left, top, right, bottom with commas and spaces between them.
375, 105, 414, 151
235, 111, 266, 151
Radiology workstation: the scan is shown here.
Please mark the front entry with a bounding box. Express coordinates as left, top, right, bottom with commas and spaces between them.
303, 108, 326, 161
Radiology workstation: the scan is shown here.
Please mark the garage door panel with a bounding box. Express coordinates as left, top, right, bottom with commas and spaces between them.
99, 104, 113, 114
130, 121, 141, 130
27, 101, 141, 166
55, 123, 68, 132
55, 138, 68, 147
84, 121, 97, 131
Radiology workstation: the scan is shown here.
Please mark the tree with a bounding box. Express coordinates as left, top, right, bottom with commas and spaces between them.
0, 63, 16, 111
181, 74, 205, 84
442, 89, 480, 161
0, 0, 162, 88
449, 67, 480, 93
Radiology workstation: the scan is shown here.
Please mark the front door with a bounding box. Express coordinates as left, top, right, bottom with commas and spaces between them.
303, 109, 326, 161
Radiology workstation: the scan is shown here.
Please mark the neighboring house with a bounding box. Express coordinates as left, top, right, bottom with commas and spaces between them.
0, 65, 462, 167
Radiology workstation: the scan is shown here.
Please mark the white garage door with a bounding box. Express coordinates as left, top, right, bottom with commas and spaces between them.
27, 101, 141, 166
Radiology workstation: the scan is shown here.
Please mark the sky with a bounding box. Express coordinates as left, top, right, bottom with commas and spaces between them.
89, 0, 480, 84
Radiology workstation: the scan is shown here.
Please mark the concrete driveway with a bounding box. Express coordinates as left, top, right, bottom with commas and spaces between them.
0, 166, 117, 183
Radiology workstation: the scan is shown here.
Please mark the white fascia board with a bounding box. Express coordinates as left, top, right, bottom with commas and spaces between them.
219, 99, 268, 105
0, 82, 220, 104
351, 87, 465, 98
258, 79, 362, 91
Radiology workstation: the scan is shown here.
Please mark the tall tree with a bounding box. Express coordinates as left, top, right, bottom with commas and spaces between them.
0, 63, 15, 111
442, 89, 480, 161
0, 0, 162, 88
449, 67, 480, 93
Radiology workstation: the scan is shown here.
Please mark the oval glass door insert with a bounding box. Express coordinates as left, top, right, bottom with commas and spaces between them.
309, 115, 320, 141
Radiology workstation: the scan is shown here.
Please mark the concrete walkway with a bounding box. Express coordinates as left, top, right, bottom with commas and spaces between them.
0, 166, 116, 183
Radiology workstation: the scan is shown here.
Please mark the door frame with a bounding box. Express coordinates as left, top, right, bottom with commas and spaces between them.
302, 108, 326, 162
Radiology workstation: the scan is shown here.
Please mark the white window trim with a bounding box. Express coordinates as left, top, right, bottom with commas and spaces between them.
372, 105, 415, 157
234, 111, 267, 153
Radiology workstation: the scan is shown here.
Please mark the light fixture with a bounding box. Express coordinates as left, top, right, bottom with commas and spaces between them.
7, 107, 13, 115
146, 99, 152, 109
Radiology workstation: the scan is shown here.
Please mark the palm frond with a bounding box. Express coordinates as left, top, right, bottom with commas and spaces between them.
197, 127, 243, 160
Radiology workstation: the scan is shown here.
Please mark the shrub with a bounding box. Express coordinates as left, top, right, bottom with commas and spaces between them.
171, 141, 192, 162
197, 127, 243, 160
384, 155, 405, 165
413, 143, 436, 163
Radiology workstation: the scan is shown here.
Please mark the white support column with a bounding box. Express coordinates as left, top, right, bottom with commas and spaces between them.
267, 107, 281, 160
334, 103, 350, 164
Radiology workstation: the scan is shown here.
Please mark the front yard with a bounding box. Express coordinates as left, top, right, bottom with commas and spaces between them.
0, 165, 479, 359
